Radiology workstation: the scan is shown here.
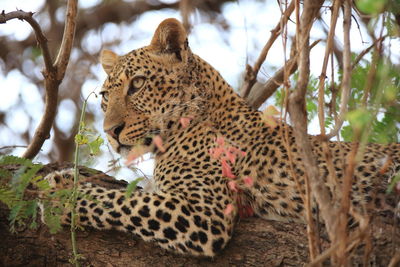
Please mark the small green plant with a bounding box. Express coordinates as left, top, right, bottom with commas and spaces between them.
0, 157, 83, 235
0, 92, 105, 266
69, 92, 104, 266
0, 155, 45, 232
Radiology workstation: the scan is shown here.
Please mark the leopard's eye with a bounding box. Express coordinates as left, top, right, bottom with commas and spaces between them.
100, 91, 109, 102
128, 76, 146, 95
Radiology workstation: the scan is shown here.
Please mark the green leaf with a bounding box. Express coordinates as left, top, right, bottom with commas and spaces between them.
24, 200, 38, 221
88, 136, 104, 155
0, 168, 12, 179
0, 155, 36, 167
35, 179, 51, 191
46, 212, 62, 234
31, 47, 42, 60
341, 125, 354, 142
0, 187, 18, 207
125, 178, 144, 198
346, 109, 372, 131
356, 0, 387, 14
384, 84, 398, 102
8, 202, 24, 232
11, 164, 42, 198
325, 116, 334, 129
79, 121, 86, 131
42, 201, 63, 234
75, 133, 89, 145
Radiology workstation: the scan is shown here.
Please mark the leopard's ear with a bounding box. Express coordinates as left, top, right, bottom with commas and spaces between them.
149, 18, 189, 61
100, 49, 119, 74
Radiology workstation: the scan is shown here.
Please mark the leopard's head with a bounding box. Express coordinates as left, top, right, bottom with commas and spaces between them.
99, 18, 208, 156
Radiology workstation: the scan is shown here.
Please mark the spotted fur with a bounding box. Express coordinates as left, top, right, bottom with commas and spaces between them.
45, 18, 400, 257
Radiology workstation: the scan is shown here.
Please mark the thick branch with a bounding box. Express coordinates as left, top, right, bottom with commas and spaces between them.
54, 0, 78, 81
246, 40, 320, 109
240, 0, 295, 99
19, 0, 78, 160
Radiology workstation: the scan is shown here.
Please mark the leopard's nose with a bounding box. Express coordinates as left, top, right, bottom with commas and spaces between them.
105, 122, 125, 140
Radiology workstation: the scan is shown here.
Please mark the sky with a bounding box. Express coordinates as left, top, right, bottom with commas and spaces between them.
1, 0, 398, 181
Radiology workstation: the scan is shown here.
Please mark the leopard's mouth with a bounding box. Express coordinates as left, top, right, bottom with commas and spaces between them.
117, 144, 133, 155
106, 126, 161, 157
115, 130, 159, 156
143, 137, 153, 146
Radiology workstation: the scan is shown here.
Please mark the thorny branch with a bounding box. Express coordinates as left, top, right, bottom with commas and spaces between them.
0, 1, 78, 160
240, 0, 295, 99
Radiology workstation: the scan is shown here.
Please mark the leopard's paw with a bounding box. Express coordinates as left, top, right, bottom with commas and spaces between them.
43, 169, 75, 190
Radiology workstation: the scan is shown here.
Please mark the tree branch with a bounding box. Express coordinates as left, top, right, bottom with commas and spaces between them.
316, 0, 341, 137
246, 39, 320, 109
335, 5, 355, 263
325, 0, 352, 140
0, 1, 79, 160
287, 0, 337, 257
54, 0, 78, 81
0, 10, 53, 73
240, 0, 295, 99
351, 35, 387, 70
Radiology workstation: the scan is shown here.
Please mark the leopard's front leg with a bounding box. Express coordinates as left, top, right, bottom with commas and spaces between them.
42, 170, 236, 257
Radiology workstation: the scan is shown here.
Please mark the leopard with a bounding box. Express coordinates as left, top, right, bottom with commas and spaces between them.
44, 18, 400, 257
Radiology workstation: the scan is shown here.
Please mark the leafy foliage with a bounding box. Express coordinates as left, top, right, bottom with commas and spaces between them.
274, 52, 399, 144
0, 155, 46, 232
75, 121, 104, 166
341, 57, 400, 143
0, 155, 75, 233
356, 0, 387, 14
125, 177, 144, 198
274, 73, 335, 126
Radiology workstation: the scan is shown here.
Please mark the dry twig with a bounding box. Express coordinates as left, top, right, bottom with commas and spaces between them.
287, 0, 340, 262
0, 145, 28, 151
351, 35, 387, 70
286, 0, 328, 262
240, 0, 295, 99
325, 2, 351, 140
335, 2, 354, 264
307, 227, 369, 267
179, 0, 191, 33
246, 39, 320, 109
317, 0, 340, 137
